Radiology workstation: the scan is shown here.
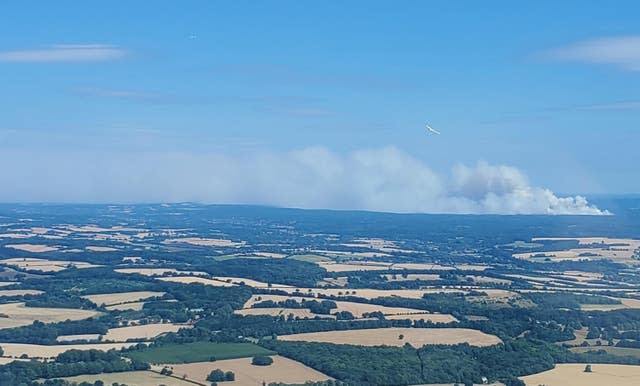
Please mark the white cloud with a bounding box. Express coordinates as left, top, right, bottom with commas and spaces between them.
0, 147, 608, 215
547, 36, 640, 71
0, 44, 126, 63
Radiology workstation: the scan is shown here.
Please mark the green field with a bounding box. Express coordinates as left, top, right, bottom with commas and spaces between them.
124, 342, 275, 364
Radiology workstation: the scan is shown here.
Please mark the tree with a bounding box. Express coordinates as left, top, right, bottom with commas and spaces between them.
584, 364, 592, 373
207, 369, 226, 382
398, 334, 404, 340
224, 371, 235, 381
252, 355, 274, 366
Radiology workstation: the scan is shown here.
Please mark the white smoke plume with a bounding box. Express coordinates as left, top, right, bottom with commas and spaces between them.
0, 146, 608, 215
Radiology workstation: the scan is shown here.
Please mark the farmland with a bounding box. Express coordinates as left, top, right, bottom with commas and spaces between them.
520, 363, 640, 386
278, 327, 502, 347
166, 355, 332, 386
2, 202, 640, 385
124, 342, 275, 364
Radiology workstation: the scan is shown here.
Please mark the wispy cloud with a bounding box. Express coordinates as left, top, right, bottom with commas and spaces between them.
545, 36, 640, 71
0, 44, 126, 63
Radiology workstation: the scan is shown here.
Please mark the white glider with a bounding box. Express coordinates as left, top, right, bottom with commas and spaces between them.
425, 124, 441, 135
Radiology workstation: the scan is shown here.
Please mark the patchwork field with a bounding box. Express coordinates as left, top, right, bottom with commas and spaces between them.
520, 363, 640, 386
82, 291, 166, 306
516, 237, 640, 265
57, 371, 192, 386
166, 355, 332, 386
274, 287, 515, 301
242, 294, 456, 321
0, 302, 101, 329
0, 257, 100, 272
278, 327, 501, 347
0, 342, 139, 359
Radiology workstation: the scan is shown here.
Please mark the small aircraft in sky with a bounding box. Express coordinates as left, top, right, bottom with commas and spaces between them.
425, 124, 441, 135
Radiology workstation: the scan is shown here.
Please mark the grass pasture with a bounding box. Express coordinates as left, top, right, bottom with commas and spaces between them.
124, 342, 275, 364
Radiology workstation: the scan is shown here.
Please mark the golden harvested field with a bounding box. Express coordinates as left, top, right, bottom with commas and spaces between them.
165, 355, 332, 386
0, 342, 139, 359
159, 276, 237, 287
102, 323, 189, 341
85, 246, 118, 252
0, 289, 43, 297
520, 363, 640, 386
0, 302, 101, 329
580, 297, 640, 311
0, 257, 100, 272
4, 243, 59, 253
466, 275, 512, 285
163, 237, 245, 247
82, 291, 166, 306
279, 327, 501, 347
57, 371, 192, 386
106, 301, 146, 311
241, 294, 452, 319
115, 268, 208, 277
57, 323, 189, 342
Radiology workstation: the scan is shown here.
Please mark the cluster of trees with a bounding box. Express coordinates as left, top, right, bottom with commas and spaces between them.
251, 355, 273, 366
0, 319, 111, 345
261, 337, 640, 386
0, 349, 149, 384
207, 369, 235, 382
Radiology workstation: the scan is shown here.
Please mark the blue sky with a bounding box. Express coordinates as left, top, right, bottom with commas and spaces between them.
0, 1, 638, 212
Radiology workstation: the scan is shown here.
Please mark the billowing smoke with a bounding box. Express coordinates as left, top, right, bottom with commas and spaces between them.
0, 146, 608, 215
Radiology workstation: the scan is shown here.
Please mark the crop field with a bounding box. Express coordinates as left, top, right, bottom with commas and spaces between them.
0, 302, 101, 329
241, 294, 452, 319
579, 297, 640, 311
163, 237, 245, 247
4, 244, 59, 253
0, 289, 43, 297
0, 257, 99, 272
85, 246, 119, 252
158, 276, 237, 287
166, 355, 332, 386
236, 308, 327, 319
57, 371, 192, 386
278, 327, 502, 347
56, 323, 189, 342
115, 267, 208, 276
124, 342, 275, 364
520, 363, 640, 386
82, 291, 166, 306
0, 342, 139, 359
